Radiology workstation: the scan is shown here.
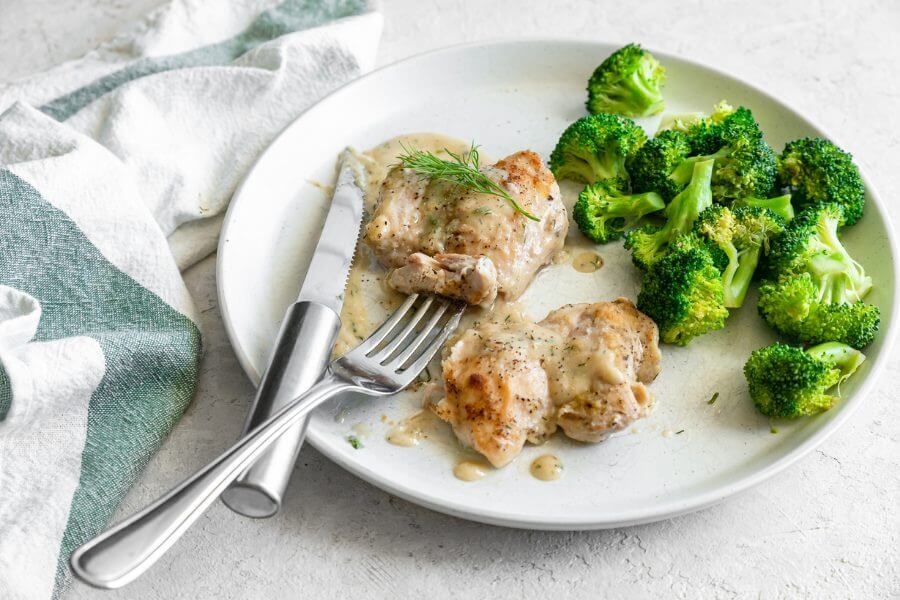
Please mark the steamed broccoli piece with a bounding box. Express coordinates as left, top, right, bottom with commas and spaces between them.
637, 246, 728, 345
627, 129, 693, 200
625, 159, 714, 270
757, 275, 880, 349
757, 203, 879, 349
733, 193, 794, 222
549, 114, 647, 184
777, 138, 865, 225
695, 205, 785, 308
573, 177, 665, 244
670, 115, 776, 202
629, 103, 776, 202
671, 232, 729, 272
586, 43, 665, 117
683, 102, 761, 155
763, 203, 871, 293
743, 341, 865, 418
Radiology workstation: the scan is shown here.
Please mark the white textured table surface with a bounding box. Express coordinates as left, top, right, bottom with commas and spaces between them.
3, 1, 899, 598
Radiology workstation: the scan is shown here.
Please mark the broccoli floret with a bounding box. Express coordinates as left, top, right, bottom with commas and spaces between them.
763, 203, 871, 293
757, 203, 878, 348
573, 177, 665, 244
627, 129, 692, 200
777, 138, 865, 225
625, 159, 714, 270
637, 246, 728, 345
743, 341, 865, 418
684, 103, 761, 155
586, 43, 666, 117
630, 103, 776, 202
733, 193, 794, 222
549, 114, 647, 184
695, 205, 785, 308
671, 232, 729, 272
757, 274, 880, 349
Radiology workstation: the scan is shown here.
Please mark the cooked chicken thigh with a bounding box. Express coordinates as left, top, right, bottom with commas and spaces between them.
434, 299, 661, 466
388, 252, 499, 306
365, 150, 567, 304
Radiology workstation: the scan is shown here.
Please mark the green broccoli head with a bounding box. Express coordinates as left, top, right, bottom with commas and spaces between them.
627, 129, 692, 200
586, 43, 666, 117
637, 102, 776, 202
671, 232, 729, 272
758, 203, 877, 348
733, 193, 795, 222
625, 158, 714, 270
763, 203, 871, 299
549, 113, 647, 184
685, 103, 763, 155
573, 177, 665, 244
743, 341, 865, 418
757, 274, 880, 349
695, 205, 785, 308
777, 138, 865, 225
637, 246, 728, 345
709, 136, 777, 202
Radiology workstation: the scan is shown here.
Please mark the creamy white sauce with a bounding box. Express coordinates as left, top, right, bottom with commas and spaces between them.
453, 460, 491, 482
385, 409, 438, 447
334, 133, 472, 357
530, 455, 563, 481
572, 251, 604, 273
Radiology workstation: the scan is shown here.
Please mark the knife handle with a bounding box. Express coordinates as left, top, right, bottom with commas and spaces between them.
221, 301, 340, 517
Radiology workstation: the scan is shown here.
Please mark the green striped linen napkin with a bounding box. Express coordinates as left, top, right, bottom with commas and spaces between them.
0, 1, 382, 597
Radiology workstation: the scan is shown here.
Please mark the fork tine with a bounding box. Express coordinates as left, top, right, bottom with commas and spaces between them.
395, 303, 464, 374
355, 294, 418, 353
384, 300, 450, 368
371, 296, 434, 359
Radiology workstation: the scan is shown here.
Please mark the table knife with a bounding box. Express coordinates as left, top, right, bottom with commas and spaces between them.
221, 149, 366, 517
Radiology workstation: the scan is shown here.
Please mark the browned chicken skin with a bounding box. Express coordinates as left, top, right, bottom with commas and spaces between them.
365, 150, 567, 304
434, 299, 661, 467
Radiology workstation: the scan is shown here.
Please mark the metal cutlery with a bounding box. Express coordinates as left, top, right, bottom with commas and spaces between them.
70, 293, 464, 589
222, 149, 367, 518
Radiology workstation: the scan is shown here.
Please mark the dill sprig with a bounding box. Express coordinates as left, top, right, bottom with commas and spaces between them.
395, 143, 540, 221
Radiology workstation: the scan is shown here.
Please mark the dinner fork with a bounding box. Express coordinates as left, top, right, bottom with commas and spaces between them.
70, 294, 464, 589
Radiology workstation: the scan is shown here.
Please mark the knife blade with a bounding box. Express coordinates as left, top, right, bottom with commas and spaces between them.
222, 149, 366, 518
297, 149, 367, 311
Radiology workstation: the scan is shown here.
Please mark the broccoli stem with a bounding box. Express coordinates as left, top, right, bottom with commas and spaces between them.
807, 210, 873, 303
664, 159, 714, 233
669, 148, 730, 188
611, 192, 666, 224
736, 194, 794, 222
805, 342, 866, 382
723, 246, 761, 308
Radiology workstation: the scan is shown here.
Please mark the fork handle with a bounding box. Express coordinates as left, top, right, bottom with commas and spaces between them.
70, 373, 354, 589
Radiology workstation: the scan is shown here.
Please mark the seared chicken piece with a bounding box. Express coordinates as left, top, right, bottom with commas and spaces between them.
365, 150, 567, 304
388, 252, 499, 306
434, 316, 559, 467
541, 300, 661, 443
434, 299, 661, 466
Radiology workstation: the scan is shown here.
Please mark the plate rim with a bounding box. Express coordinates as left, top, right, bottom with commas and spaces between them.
216, 38, 900, 530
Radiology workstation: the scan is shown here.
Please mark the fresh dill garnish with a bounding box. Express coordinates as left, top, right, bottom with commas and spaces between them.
347, 435, 362, 449
473, 206, 492, 217
396, 142, 540, 221
707, 392, 719, 405
675, 429, 685, 435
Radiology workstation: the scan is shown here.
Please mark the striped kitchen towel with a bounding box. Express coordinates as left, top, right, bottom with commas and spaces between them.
0, 1, 382, 598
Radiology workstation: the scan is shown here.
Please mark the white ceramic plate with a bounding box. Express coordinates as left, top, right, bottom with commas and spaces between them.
217, 40, 898, 530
